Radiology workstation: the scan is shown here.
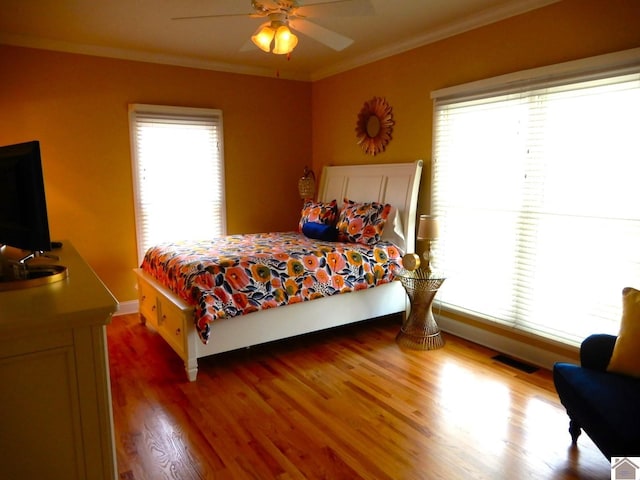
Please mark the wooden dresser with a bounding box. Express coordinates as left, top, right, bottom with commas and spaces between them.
0, 242, 118, 480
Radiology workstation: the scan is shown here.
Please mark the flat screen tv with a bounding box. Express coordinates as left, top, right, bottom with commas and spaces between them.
0, 140, 52, 252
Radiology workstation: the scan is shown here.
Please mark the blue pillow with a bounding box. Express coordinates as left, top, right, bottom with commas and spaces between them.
302, 222, 338, 241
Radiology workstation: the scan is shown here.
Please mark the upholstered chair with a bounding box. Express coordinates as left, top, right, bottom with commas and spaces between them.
553, 287, 640, 459
554, 334, 640, 459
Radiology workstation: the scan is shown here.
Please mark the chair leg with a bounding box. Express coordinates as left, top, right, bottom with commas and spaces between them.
569, 419, 582, 444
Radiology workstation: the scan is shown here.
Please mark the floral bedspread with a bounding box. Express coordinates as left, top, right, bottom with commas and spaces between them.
141, 232, 403, 343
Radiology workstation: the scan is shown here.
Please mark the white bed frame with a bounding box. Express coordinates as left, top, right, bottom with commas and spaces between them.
134, 160, 423, 381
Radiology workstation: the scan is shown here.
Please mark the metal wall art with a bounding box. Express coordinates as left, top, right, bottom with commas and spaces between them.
355, 96, 394, 156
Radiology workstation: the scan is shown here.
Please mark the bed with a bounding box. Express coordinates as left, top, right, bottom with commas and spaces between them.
134, 160, 423, 381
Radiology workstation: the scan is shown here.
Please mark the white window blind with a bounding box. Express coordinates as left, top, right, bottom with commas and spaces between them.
129, 104, 226, 264
431, 57, 640, 346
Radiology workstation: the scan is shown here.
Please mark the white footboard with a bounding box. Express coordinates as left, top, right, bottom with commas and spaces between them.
135, 268, 407, 381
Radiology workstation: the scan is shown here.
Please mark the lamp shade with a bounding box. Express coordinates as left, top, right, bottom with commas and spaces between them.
273, 25, 298, 54
251, 24, 275, 52
417, 215, 438, 240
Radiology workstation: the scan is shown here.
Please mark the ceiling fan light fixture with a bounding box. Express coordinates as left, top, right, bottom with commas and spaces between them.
272, 24, 298, 55
251, 23, 275, 52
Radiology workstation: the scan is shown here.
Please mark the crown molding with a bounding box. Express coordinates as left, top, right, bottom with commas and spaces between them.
310, 0, 560, 81
1, 0, 559, 83
0, 32, 312, 81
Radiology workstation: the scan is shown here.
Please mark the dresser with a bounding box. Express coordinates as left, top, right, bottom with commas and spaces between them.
0, 242, 118, 480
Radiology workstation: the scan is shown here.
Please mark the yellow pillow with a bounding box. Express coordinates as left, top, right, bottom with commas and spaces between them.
607, 287, 640, 377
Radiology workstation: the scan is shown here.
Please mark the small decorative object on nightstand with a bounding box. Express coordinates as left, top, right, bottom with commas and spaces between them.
396, 215, 445, 350
298, 166, 315, 199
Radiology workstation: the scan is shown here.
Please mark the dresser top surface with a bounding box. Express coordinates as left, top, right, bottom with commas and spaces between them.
0, 241, 117, 333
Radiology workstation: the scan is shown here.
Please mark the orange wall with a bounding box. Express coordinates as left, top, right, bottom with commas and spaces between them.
0, 47, 312, 301
1, 0, 639, 305
311, 0, 640, 219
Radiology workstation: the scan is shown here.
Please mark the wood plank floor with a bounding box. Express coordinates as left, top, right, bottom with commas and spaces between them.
108, 313, 611, 479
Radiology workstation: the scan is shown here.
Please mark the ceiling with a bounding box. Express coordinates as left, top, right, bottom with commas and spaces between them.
0, 0, 558, 81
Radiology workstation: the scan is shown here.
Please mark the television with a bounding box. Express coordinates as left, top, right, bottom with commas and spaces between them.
0, 140, 52, 253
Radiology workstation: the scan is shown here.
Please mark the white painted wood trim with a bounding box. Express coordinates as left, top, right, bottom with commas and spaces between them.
135, 160, 422, 380
436, 313, 579, 370
431, 47, 640, 103
114, 300, 138, 316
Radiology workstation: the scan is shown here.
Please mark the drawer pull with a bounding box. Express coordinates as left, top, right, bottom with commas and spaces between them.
175, 328, 181, 336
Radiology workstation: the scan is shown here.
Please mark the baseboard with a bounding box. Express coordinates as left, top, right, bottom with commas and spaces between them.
113, 299, 576, 370
436, 313, 579, 371
114, 300, 139, 316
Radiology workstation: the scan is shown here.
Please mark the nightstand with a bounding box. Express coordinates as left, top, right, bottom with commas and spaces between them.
395, 268, 445, 350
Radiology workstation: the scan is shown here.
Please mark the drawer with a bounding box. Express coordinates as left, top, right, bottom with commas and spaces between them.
158, 300, 187, 359
138, 280, 158, 326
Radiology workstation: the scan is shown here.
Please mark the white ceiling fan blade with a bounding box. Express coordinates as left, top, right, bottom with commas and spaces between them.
172, 12, 255, 20
172, 6, 269, 21
240, 37, 258, 52
289, 18, 353, 51
296, 0, 374, 18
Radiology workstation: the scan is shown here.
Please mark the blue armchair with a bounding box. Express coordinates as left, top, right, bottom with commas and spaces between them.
553, 334, 640, 459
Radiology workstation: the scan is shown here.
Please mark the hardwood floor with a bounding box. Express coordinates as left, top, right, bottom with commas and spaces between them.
108, 313, 611, 479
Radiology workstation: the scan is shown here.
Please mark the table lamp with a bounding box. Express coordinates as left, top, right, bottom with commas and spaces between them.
396, 214, 445, 349
417, 215, 438, 274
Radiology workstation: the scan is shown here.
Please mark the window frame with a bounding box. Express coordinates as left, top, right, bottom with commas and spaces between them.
128, 104, 226, 264
430, 48, 640, 346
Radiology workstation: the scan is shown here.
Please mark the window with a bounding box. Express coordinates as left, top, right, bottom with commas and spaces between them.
129, 104, 226, 264
431, 49, 640, 345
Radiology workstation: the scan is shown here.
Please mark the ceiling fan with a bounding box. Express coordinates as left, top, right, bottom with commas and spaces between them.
172, 0, 373, 55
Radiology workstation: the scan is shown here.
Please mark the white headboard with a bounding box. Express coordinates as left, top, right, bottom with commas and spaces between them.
317, 160, 423, 253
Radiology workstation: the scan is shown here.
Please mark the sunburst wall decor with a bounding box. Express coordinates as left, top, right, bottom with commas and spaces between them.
355, 96, 394, 156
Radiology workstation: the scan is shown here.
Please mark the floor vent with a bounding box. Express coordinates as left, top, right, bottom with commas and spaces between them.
492, 354, 539, 373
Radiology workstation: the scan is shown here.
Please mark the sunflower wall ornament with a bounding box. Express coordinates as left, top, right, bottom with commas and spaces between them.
355, 96, 395, 156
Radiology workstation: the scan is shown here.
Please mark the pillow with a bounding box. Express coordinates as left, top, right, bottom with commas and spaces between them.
302, 222, 338, 241
380, 207, 405, 250
607, 287, 640, 377
336, 198, 392, 245
298, 199, 338, 232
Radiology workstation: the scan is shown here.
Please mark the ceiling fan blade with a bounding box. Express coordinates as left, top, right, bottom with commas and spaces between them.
296, 0, 374, 18
172, 11, 265, 21
289, 18, 353, 51
239, 38, 258, 52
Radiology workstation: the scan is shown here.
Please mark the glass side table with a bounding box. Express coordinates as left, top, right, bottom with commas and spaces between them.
395, 268, 445, 350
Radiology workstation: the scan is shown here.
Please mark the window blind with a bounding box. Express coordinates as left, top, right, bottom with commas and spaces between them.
129, 104, 226, 264
431, 64, 640, 346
